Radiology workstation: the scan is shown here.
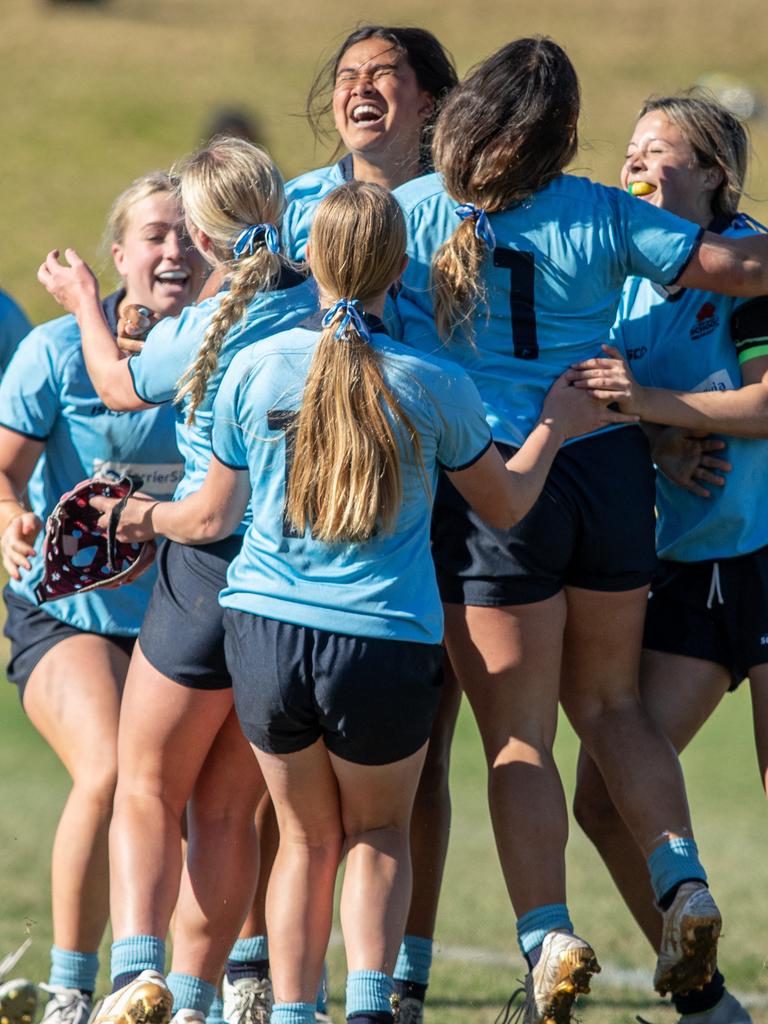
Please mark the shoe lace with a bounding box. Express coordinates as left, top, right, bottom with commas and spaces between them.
39, 987, 91, 1024
495, 986, 528, 1024
232, 981, 271, 1024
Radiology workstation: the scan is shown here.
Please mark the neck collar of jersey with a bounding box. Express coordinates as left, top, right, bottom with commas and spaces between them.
102, 289, 126, 333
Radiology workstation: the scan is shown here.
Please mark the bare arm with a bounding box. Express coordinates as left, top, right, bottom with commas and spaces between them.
571, 346, 768, 438
92, 455, 250, 546
37, 248, 151, 411
447, 372, 638, 529
0, 427, 45, 578
679, 232, 768, 297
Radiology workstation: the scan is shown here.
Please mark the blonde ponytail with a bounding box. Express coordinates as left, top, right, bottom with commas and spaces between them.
170, 138, 286, 422
285, 183, 425, 543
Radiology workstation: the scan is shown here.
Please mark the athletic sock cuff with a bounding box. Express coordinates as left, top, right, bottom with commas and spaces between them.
647, 837, 707, 903
346, 970, 394, 1017
516, 903, 573, 956
110, 936, 165, 982
394, 936, 433, 985
49, 947, 99, 992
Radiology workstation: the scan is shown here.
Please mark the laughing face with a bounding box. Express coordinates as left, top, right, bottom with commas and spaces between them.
332, 37, 435, 165
111, 192, 205, 316
621, 112, 721, 225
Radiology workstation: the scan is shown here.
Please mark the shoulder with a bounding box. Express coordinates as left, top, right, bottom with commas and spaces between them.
284, 164, 345, 206
394, 172, 448, 217
0, 289, 30, 326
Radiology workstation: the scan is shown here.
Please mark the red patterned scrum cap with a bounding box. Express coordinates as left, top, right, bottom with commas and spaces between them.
35, 475, 156, 604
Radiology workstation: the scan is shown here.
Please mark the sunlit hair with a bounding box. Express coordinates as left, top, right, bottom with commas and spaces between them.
103, 171, 176, 248
173, 137, 286, 421
286, 182, 424, 543
307, 25, 458, 168
431, 37, 579, 343
638, 92, 749, 218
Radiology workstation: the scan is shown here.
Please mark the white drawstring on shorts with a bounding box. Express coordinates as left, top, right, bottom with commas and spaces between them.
706, 561, 724, 609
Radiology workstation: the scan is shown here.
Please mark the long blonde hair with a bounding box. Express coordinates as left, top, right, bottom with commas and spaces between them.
431, 37, 579, 343
174, 138, 286, 421
285, 182, 423, 543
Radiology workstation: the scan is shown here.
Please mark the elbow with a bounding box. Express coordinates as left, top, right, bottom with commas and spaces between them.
477, 497, 525, 531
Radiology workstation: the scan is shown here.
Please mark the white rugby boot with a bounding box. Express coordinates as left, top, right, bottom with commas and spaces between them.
89, 971, 172, 1024
654, 882, 722, 997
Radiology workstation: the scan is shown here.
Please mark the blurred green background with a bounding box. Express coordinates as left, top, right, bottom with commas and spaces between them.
2, 0, 768, 323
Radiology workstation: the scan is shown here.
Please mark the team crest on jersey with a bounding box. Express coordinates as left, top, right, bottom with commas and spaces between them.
690, 301, 719, 340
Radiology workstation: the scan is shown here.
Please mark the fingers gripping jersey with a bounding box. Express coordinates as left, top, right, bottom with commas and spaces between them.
612, 214, 768, 561
394, 172, 702, 447
0, 294, 182, 635
211, 316, 492, 643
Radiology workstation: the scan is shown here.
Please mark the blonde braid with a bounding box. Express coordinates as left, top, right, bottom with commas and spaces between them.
175, 247, 280, 422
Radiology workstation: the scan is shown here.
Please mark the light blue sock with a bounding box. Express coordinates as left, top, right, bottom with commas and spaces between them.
270, 1003, 315, 1024
345, 970, 393, 1018
647, 837, 707, 903
110, 935, 165, 981
229, 936, 269, 962
394, 936, 433, 985
516, 904, 573, 956
206, 993, 224, 1024
49, 947, 99, 992
167, 973, 217, 1015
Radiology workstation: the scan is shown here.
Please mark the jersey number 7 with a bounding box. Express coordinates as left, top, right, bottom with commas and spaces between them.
493, 248, 538, 360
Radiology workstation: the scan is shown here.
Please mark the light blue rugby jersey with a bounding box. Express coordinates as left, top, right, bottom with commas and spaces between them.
0, 292, 182, 635
394, 172, 703, 448
211, 313, 492, 644
282, 157, 353, 261
128, 266, 317, 526
612, 213, 768, 562
0, 289, 31, 377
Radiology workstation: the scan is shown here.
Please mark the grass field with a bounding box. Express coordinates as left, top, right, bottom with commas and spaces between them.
2, 0, 768, 324
1, 647, 766, 1024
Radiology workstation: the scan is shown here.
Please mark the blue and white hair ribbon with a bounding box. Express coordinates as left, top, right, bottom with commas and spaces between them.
232, 223, 280, 259
455, 203, 496, 250
321, 298, 371, 342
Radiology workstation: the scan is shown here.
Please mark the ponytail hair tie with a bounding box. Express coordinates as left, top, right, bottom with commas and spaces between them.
455, 203, 496, 250
321, 298, 371, 343
232, 223, 280, 259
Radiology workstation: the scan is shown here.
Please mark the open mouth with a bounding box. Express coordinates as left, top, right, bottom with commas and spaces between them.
154, 269, 191, 287
627, 181, 657, 197
350, 103, 385, 124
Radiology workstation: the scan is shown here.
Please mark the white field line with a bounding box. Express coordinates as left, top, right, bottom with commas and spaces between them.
328, 931, 766, 1008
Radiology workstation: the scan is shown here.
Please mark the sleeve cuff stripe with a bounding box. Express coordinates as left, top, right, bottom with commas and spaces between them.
127, 357, 162, 405
0, 422, 48, 441
438, 435, 494, 473
212, 446, 248, 471
668, 227, 705, 286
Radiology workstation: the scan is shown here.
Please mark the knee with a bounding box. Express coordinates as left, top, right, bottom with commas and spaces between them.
72, 754, 118, 812
572, 762, 620, 844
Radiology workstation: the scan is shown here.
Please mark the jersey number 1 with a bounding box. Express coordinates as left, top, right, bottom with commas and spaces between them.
493, 249, 538, 360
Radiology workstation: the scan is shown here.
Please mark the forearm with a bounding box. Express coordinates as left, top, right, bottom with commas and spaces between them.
637, 383, 768, 438
76, 301, 143, 410
150, 487, 243, 546
502, 420, 565, 521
